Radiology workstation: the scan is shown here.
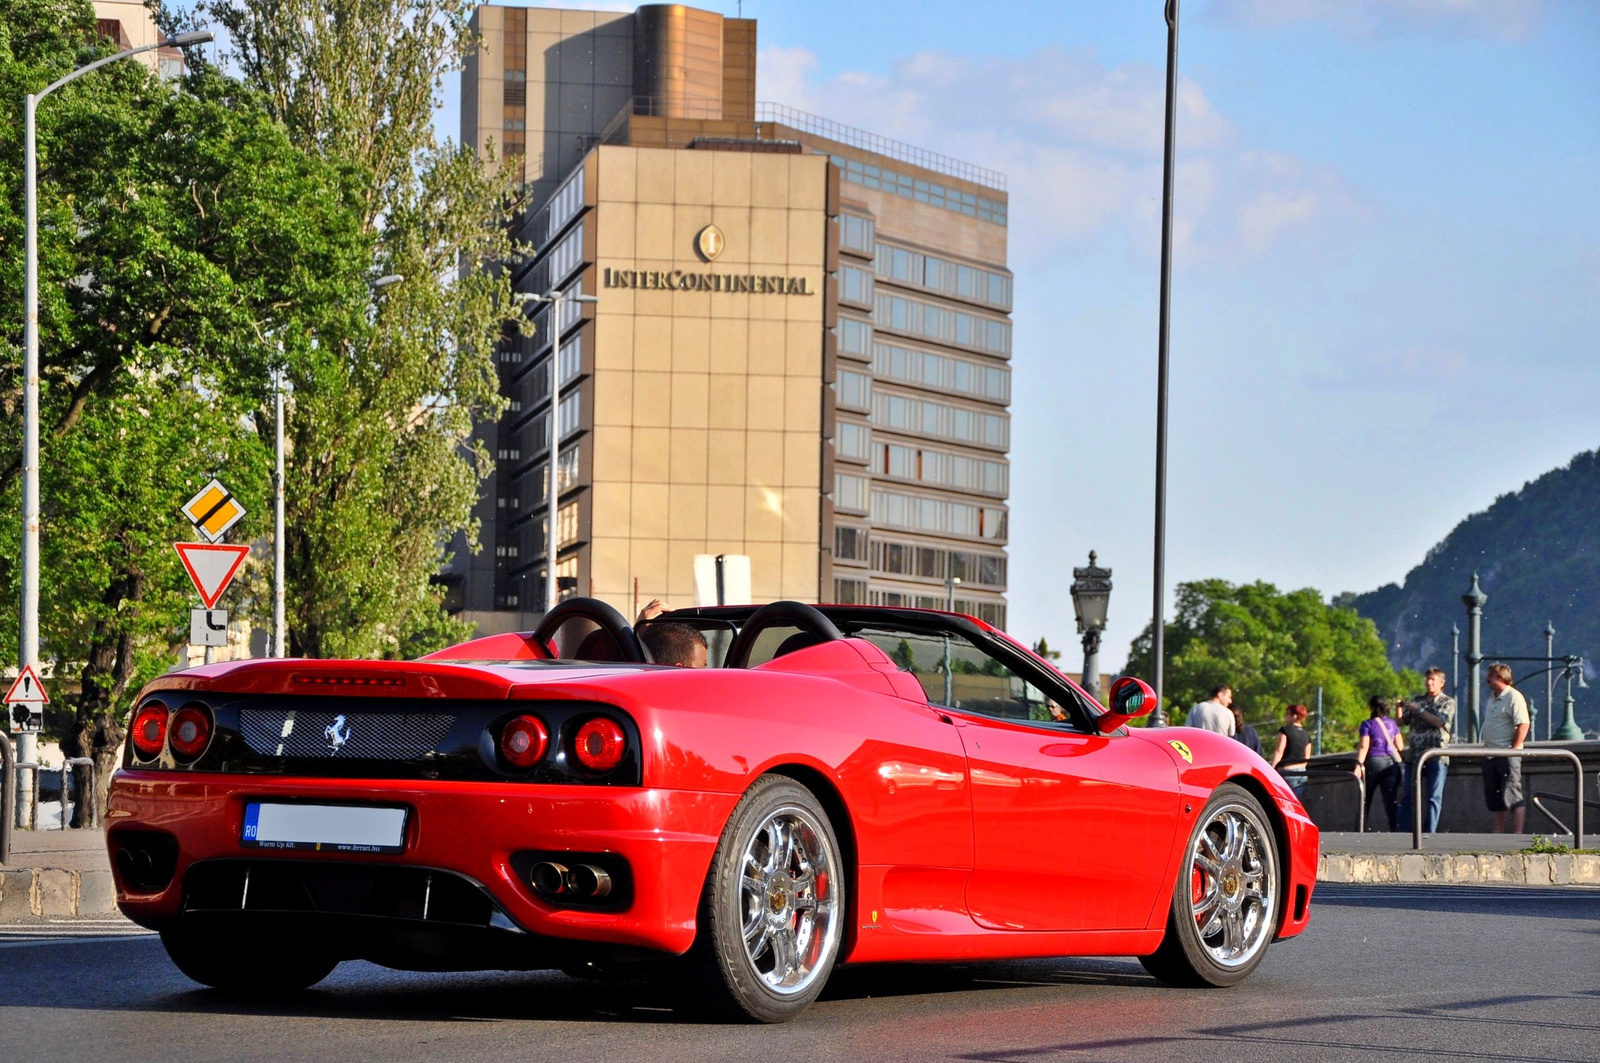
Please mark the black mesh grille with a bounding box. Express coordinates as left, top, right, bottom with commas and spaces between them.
238, 709, 454, 759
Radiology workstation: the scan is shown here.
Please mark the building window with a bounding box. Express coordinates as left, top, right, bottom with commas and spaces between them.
877, 443, 1006, 496
495, 544, 521, 558
497, 496, 520, 510
497, 447, 521, 462
832, 577, 868, 604
838, 214, 875, 256
521, 221, 586, 300
870, 489, 1008, 542
838, 317, 873, 360
834, 524, 869, 562
872, 341, 1009, 404
530, 443, 582, 505
836, 421, 871, 463
830, 155, 1007, 227
872, 391, 1008, 450
839, 265, 874, 307
837, 370, 872, 412
873, 292, 1011, 357
835, 472, 870, 514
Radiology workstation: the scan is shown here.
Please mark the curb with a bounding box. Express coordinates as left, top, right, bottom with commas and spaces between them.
0, 868, 118, 918
1318, 851, 1600, 886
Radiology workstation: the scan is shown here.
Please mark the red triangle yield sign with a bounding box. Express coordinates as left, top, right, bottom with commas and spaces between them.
3, 664, 49, 705
174, 542, 251, 608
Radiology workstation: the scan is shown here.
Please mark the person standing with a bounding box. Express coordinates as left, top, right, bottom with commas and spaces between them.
1480, 663, 1530, 834
1230, 703, 1262, 755
1188, 685, 1235, 736
1270, 704, 1312, 797
1355, 695, 1405, 831
1396, 667, 1456, 834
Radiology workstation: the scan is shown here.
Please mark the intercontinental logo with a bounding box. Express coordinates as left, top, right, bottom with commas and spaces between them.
602, 224, 816, 296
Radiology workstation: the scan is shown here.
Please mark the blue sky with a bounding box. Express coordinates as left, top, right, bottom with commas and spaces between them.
435, 1, 1600, 669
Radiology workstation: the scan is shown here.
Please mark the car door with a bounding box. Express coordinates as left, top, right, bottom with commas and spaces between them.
930, 633, 1180, 932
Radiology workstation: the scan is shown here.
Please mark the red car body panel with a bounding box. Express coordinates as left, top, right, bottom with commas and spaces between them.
107, 611, 1317, 968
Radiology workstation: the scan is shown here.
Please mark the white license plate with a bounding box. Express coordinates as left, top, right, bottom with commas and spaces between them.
241, 802, 408, 854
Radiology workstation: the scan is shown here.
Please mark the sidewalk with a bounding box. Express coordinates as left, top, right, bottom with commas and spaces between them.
1318, 831, 1600, 887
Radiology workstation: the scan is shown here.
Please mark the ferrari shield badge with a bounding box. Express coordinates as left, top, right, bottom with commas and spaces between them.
1168, 739, 1193, 764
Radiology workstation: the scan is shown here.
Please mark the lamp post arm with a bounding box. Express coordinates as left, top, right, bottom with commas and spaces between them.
36, 33, 209, 101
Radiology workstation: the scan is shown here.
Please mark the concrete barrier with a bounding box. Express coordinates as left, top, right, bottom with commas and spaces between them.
0, 866, 119, 918
1317, 850, 1600, 886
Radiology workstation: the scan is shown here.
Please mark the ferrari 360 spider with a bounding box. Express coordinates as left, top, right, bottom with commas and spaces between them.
107, 599, 1318, 1021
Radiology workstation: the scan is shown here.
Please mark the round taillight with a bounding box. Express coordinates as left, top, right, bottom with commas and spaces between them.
130, 703, 168, 758
169, 704, 213, 760
573, 717, 626, 773
500, 714, 549, 770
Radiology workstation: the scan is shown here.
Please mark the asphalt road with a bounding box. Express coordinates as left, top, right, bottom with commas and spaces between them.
2, 885, 1597, 1063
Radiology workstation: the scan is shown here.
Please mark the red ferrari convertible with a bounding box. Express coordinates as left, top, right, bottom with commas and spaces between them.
107, 599, 1318, 1021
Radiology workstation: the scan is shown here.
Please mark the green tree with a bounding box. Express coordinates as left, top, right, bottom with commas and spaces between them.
1124, 579, 1420, 749
1032, 637, 1061, 662
203, 0, 520, 657
0, 0, 375, 821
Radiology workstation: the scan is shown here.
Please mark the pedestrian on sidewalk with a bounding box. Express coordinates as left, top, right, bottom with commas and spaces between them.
1188, 685, 1235, 736
1270, 703, 1312, 797
1230, 702, 1262, 755
1355, 695, 1405, 831
1396, 667, 1456, 834
1481, 663, 1530, 834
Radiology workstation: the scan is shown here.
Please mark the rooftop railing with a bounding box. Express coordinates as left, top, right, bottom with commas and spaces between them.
755, 102, 1007, 192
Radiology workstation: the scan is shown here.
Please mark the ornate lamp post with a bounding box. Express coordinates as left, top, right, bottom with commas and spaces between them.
1070, 551, 1112, 703
1461, 573, 1486, 743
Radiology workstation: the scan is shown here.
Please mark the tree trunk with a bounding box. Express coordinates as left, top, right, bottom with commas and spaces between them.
63, 572, 141, 829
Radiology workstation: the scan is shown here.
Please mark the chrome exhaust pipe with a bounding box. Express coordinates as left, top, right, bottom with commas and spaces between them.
529, 861, 569, 895
567, 864, 613, 899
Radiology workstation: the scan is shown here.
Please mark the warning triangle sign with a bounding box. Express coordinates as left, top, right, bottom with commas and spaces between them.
3, 664, 49, 705
175, 542, 251, 608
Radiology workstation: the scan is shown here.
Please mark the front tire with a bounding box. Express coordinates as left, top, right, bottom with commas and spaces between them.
1140, 782, 1281, 988
161, 923, 339, 993
677, 775, 846, 1022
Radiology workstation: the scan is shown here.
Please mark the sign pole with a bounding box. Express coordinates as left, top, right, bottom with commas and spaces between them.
17, 93, 40, 827
274, 371, 287, 657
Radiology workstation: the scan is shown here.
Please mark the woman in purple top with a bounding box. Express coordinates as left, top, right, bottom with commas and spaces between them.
1356, 695, 1406, 831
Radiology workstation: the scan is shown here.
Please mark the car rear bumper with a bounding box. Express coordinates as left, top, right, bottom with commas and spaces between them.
106, 771, 738, 957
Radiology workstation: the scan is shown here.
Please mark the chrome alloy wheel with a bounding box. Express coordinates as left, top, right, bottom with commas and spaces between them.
738, 804, 840, 995
1186, 801, 1278, 969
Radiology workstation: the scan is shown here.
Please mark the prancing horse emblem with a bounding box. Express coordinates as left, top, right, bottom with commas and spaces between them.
325, 714, 350, 752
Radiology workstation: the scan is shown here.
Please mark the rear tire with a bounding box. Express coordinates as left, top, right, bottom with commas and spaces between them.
675, 775, 846, 1022
161, 923, 338, 993
1140, 782, 1281, 988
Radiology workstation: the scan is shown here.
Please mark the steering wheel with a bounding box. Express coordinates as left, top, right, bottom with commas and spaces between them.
725, 601, 845, 669
533, 597, 648, 664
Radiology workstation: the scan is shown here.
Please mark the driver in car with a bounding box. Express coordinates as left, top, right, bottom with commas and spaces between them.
640, 623, 708, 669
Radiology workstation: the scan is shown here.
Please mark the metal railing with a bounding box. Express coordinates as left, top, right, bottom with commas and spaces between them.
1411, 747, 1586, 849
1530, 771, 1600, 839
1, 733, 13, 864
755, 102, 1008, 191
1302, 765, 1367, 834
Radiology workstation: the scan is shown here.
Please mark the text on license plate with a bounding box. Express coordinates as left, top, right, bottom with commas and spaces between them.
241, 802, 408, 854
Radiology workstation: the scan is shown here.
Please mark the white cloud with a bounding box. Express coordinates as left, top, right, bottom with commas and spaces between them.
757, 45, 1364, 264
1207, 0, 1544, 40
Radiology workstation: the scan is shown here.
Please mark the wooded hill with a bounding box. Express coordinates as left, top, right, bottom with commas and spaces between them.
1338, 448, 1599, 735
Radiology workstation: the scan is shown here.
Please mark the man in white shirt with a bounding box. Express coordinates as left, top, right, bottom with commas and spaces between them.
1481, 663, 1530, 834
1188, 685, 1236, 736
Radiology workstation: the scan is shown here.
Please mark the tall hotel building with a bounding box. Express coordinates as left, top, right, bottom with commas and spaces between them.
450, 3, 1013, 632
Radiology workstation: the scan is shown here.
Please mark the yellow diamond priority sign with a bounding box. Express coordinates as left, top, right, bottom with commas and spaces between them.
181, 478, 246, 543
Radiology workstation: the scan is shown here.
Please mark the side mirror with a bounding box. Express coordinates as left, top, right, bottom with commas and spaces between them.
1097, 676, 1157, 734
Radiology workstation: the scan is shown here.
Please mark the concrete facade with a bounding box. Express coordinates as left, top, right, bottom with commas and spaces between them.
452, 4, 1012, 633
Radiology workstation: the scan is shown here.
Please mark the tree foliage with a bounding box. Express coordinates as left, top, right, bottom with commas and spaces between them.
203, 0, 519, 657
1124, 579, 1420, 750
0, 0, 374, 821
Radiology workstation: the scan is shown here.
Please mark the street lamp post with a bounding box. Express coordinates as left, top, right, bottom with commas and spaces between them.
1148, 0, 1180, 730
1545, 621, 1556, 741
16, 31, 212, 825
1461, 574, 1486, 743
1069, 551, 1112, 703
520, 287, 597, 612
